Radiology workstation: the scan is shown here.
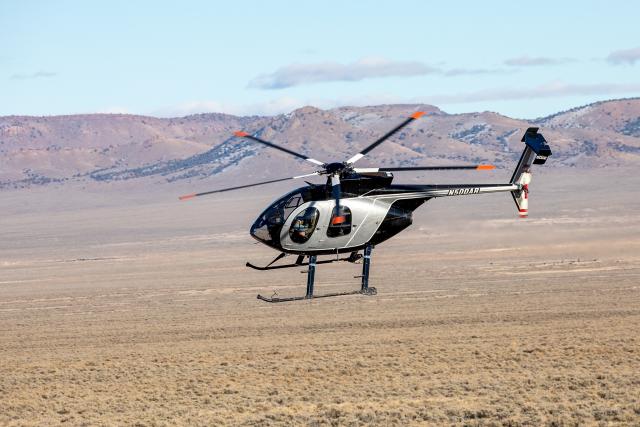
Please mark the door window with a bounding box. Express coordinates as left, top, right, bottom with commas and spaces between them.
327, 206, 352, 237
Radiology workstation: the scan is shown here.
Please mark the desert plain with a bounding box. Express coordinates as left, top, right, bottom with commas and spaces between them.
1, 168, 639, 426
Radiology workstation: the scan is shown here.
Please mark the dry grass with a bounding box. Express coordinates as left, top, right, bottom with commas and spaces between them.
1, 170, 639, 426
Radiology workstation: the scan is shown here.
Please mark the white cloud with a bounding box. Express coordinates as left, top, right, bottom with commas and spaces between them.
423, 81, 640, 104
444, 68, 509, 76
504, 56, 575, 66
607, 46, 640, 65
10, 71, 57, 80
248, 57, 439, 89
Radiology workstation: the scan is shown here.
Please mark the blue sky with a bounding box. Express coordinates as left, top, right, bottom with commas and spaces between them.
2, 1, 639, 118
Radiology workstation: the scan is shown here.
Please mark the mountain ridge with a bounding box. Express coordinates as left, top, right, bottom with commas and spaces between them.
1, 98, 639, 190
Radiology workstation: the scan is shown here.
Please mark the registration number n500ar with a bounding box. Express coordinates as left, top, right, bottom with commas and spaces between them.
447, 187, 480, 196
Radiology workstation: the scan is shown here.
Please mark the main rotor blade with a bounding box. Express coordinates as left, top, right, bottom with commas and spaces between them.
354, 165, 495, 173
179, 172, 320, 200
234, 131, 325, 166
346, 111, 427, 165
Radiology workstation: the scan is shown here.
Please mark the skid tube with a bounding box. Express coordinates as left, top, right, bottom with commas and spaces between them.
254, 245, 377, 303
257, 289, 365, 303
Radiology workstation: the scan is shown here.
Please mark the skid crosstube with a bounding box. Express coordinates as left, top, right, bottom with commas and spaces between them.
246, 257, 350, 271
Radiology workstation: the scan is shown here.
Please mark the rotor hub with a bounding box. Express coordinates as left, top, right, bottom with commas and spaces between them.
324, 162, 348, 175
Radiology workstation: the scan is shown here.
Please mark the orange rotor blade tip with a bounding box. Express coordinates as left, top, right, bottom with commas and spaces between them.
179, 193, 196, 201
411, 111, 426, 119
476, 164, 496, 170
234, 131, 249, 137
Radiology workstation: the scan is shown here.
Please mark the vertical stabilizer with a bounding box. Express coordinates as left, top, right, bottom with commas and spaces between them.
510, 128, 551, 218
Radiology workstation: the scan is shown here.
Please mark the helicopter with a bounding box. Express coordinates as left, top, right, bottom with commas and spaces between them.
180, 111, 552, 302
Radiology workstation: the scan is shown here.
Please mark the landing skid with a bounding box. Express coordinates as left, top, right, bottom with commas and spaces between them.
257, 288, 376, 303
252, 244, 376, 303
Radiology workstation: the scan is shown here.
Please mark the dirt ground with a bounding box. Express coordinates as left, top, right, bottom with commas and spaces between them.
1, 169, 639, 426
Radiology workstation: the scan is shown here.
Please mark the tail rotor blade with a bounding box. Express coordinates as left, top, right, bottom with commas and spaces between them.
179, 172, 320, 200
346, 111, 427, 165
234, 131, 325, 166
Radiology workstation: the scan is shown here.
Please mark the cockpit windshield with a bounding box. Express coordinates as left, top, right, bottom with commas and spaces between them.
250, 186, 323, 247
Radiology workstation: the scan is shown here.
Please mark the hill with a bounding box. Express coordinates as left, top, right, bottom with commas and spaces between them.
1, 99, 639, 190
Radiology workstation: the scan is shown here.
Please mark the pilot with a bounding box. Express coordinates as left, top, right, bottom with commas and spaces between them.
291, 219, 307, 241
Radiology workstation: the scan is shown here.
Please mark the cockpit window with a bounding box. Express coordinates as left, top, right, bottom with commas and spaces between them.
251, 191, 307, 244
283, 194, 303, 218
327, 206, 352, 237
289, 207, 319, 243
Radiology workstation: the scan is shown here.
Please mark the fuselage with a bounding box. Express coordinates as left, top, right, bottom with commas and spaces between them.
250, 172, 518, 255
250, 187, 423, 255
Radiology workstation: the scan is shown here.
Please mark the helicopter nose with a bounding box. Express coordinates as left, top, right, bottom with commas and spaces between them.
250, 216, 276, 245
250, 218, 265, 242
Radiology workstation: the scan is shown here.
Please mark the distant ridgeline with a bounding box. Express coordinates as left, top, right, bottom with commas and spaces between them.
1, 98, 639, 189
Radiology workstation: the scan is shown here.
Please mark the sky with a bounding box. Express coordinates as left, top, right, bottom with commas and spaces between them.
2, 1, 640, 119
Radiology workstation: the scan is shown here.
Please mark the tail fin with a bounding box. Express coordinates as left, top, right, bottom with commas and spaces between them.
510, 127, 552, 218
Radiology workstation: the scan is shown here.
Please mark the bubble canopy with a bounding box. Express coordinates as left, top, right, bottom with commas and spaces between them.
250, 186, 324, 249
